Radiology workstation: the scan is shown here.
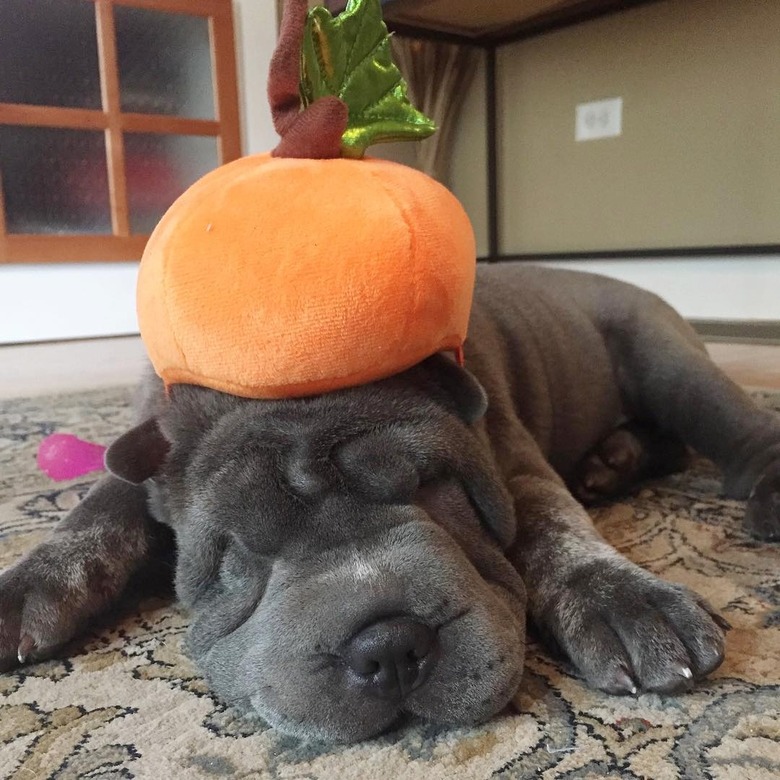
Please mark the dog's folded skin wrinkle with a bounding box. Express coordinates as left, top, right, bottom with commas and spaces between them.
2, 265, 780, 741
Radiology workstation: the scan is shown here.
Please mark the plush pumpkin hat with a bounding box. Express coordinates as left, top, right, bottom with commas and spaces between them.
137, 0, 476, 400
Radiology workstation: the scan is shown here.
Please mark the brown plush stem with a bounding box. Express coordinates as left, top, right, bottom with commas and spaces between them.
269, 0, 348, 159
273, 96, 349, 159
268, 0, 308, 136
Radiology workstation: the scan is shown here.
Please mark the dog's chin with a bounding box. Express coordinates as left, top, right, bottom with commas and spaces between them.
246, 662, 525, 744
246, 694, 403, 743
246, 677, 523, 745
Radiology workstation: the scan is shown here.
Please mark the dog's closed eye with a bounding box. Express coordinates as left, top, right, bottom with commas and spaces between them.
334, 425, 515, 548
335, 438, 419, 504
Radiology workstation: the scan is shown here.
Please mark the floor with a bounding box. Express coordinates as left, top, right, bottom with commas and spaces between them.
704, 342, 780, 390
0, 337, 779, 401
0, 336, 147, 400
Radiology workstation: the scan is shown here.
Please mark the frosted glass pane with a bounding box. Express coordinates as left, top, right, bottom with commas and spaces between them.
115, 6, 215, 119
0, 126, 111, 234
125, 134, 218, 234
0, 0, 101, 109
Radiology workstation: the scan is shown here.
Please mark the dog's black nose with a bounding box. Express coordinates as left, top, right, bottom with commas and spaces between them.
343, 618, 439, 700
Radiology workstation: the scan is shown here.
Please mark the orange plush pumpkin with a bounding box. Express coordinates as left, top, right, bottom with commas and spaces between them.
137, 0, 476, 400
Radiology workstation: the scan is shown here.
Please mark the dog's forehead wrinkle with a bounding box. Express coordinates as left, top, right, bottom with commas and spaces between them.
163, 369, 452, 453
176, 382, 453, 504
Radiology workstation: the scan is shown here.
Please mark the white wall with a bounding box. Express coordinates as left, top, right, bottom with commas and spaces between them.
0, 0, 279, 345
0, 263, 140, 343
450, 54, 488, 259
535, 257, 780, 321
446, 37, 780, 325
232, 0, 280, 156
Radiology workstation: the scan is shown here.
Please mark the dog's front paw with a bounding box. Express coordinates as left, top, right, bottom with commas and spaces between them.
536, 557, 729, 696
0, 541, 118, 671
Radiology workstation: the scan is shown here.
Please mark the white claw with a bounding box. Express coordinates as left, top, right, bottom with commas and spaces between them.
17, 635, 35, 665
681, 666, 693, 679
630, 686, 638, 695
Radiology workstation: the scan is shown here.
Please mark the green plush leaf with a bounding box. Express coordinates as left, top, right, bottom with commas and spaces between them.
301, 0, 436, 158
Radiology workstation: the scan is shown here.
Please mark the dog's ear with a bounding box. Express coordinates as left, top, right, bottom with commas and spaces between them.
104, 417, 171, 484
418, 353, 488, 424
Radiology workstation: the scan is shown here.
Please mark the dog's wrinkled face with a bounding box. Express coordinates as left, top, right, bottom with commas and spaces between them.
183, 495, 525, 741
112, 364, 527, 742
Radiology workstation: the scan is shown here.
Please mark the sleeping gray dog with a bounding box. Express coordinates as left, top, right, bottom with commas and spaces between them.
1, 264, 779, 742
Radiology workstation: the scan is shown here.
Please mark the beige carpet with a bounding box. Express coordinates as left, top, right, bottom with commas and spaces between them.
1, 387, 779, 779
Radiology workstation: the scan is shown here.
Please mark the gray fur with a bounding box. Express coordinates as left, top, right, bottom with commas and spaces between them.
1, 264, 778, 742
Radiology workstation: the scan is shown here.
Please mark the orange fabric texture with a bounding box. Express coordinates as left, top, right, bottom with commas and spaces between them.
137, 153, 476, 399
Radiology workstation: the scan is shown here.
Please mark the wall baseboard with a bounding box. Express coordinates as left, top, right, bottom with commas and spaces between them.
691, 320, 780, 345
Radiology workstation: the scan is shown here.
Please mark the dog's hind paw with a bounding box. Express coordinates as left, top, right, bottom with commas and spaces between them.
535, 557, 728, 697
570, 424, 688, 505
745, 463, 780, 541
570, 428, 647, 504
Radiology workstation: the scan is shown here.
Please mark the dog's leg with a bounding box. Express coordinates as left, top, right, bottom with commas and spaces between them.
569, 422, 689, 504
0, 475, 172, 670
608, 316, 780, 539
506, 471, 727, 696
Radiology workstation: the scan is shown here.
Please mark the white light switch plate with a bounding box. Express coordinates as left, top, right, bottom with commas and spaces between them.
575, 97, 623, 141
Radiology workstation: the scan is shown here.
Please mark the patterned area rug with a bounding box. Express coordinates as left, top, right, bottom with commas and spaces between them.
1, 386, 779, 780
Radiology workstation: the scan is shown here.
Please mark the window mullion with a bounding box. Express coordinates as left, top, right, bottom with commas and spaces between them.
209, 8, 241, 163
0, 172, 7, 246
96, 0, 131, 237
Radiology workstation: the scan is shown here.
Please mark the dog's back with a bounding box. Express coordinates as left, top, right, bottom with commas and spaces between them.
467, 264, 689, 478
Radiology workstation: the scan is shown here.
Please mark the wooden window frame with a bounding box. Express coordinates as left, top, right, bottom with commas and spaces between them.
0, 0, 241, 264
